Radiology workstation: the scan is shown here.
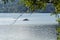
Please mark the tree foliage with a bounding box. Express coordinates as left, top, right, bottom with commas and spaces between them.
52, 0, 60, 14
22, 0, 60, 13
22, 0, 47, 12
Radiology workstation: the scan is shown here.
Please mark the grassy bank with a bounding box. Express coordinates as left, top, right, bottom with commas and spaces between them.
56, 27, 60, 40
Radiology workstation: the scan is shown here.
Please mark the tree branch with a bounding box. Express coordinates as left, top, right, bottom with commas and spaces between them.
10, 13, 24, 25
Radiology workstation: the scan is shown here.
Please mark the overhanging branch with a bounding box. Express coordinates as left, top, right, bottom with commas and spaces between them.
10, 13, 24, 25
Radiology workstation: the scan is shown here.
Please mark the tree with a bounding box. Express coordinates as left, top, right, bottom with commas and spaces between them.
18, 0, 47, 12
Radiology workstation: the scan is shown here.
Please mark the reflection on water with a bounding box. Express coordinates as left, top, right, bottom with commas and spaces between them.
0, 25, 57, 40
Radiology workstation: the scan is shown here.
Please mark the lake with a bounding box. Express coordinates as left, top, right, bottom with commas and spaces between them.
0, 13, 57, 40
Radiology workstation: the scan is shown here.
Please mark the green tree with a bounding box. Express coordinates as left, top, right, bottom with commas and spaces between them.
18, 0, 47, 12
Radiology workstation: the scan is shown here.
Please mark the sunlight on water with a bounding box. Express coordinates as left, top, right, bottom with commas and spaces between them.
0, 13, 58, 25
